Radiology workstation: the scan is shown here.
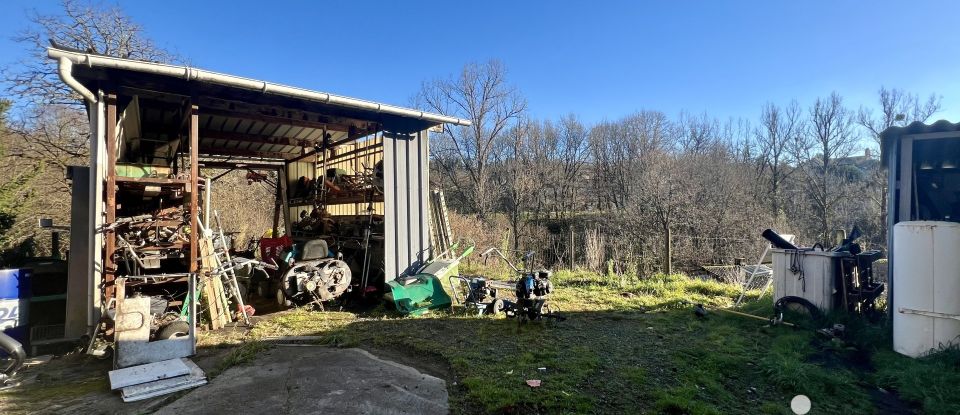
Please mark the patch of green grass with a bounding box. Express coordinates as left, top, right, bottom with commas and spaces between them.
223, 272, 955, 414
654, 385, 722, 415
872, 347, 960, 414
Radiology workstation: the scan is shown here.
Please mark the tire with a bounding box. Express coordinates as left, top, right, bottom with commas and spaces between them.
486, 299, 506, 315
276, 287, 292, 308
774, 296, 823, 323
94, 345, 113, 360
256, 279, 272, 299
156, 321, 190, 340
252, 270, 271, 299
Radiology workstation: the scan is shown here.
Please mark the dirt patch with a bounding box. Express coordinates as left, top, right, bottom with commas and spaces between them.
869, 388, 918, 415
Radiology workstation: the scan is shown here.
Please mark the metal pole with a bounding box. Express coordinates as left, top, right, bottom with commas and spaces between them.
51, 232, 61, 259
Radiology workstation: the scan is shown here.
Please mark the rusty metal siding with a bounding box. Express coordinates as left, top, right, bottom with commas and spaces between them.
383, 130, 431, 279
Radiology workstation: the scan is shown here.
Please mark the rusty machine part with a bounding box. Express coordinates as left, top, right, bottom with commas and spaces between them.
277, 259, 352, 308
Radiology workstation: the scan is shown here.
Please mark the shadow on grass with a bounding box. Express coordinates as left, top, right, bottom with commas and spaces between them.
215, 300, 956, 415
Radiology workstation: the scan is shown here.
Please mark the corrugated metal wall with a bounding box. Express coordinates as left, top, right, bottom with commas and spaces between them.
286, 160, 317, 223
383, 130, 431, 279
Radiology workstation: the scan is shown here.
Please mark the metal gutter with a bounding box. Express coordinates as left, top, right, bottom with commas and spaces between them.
48, 48, 472, 127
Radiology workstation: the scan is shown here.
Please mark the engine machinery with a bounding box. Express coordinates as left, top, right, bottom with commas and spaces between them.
449, 248, 564, 322
276, 239, 352, 308
513, 269, 556, 321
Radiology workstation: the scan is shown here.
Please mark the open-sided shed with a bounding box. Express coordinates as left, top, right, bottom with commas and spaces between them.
49, 47, 470, 340
880, 119, 960, 318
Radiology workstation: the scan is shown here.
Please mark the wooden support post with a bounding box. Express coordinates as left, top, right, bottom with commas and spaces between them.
569, 227, 575, 270
189, 102, 199, 273
272, 167, 282, 236
280, 166, 291, 237
104, 93, 118, 302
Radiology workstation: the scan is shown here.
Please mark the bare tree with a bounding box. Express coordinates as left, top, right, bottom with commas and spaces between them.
492, 119, 540, 249
539, 115, 590, 218
794, 92, 860, 240
858, 87, 942, 146
755, 101, 803, 219
416, 60, 526, 219
0, 0, 179, 261
590, 111, 669, 210
676, 111, 720, 155
856, 87, 942, 245
4, 0, 181, 107
635, 150, 692, 274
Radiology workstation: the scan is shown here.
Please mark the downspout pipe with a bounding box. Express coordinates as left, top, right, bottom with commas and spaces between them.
56, 56, 97, 104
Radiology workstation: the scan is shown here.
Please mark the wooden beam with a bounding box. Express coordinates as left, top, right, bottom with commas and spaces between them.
200, 107, 357, 133
280, 166, 291, 237
189, 101, 199, 273
286, 126, 380, 164
330, 126, 379, 147
328, 141, 383, 164
199, 129, 312, 147
104, 93, 118, 303
199, 161, 285, 170
272, 167, 282, 237
198, 147, 293, 160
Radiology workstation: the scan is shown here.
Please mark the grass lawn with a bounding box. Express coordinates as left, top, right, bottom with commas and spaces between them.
204, 270, 960, 414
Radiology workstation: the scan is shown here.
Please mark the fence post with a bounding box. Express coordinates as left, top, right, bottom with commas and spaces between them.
664, 226, 673, 275
569, 227, 575, 270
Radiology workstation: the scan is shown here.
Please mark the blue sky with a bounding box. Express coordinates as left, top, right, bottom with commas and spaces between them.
1, 1, 959, 125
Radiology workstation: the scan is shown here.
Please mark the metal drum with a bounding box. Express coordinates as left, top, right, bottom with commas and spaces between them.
0, 269, 31, 348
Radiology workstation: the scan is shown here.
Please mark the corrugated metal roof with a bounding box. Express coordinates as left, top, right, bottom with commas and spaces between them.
195, 112, 348, 159
49, 47, 471, 132
880, 119, 960, 166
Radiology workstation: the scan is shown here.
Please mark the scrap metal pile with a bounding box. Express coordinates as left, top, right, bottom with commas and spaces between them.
762, 227, 885, 319
89, 170, 278, 401
289, 161, 384, 217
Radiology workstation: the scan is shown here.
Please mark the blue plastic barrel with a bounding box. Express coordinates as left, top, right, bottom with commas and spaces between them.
0, 268, 30, 346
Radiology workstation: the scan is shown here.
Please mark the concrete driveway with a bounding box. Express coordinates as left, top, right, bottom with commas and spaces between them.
156, 346, 448, 415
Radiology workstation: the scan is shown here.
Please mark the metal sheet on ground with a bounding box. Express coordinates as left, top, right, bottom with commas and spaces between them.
121, 359, 207, 402
108, 358, 190, 389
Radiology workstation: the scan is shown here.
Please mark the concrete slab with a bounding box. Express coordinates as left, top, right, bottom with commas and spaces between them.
155, 347, 448, 415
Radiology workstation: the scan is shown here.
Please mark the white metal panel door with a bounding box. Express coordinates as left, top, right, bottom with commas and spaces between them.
383, 130, 431, 280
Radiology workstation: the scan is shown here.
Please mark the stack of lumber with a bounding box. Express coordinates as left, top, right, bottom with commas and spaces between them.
199, 235, 231, 329
429, 190, 454, 259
